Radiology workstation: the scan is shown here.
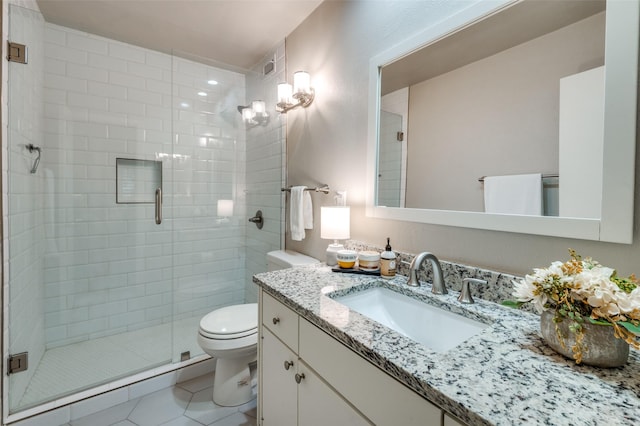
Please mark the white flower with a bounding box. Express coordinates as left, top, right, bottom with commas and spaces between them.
513, 278, 535, 302
513, 276, 547, 313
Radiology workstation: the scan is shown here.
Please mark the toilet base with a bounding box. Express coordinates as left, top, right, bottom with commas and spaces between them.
212, 353, 257, 407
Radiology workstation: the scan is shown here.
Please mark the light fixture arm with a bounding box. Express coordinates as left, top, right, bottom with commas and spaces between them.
276, 88, 315, 113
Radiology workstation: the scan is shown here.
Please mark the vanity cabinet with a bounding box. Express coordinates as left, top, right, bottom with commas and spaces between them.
262, 327, 370, 425
259, 290, 449, 426
260, 293, 370, 426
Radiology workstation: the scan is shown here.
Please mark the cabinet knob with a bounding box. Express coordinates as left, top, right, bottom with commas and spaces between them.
272, 317, 280, 325
295, 373, 305, 384
284, 360, 294, 370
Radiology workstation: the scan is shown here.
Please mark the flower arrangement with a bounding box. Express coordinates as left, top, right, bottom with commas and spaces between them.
508, 249, 640, 364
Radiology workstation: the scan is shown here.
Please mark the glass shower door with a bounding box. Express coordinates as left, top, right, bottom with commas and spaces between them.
169, 52, 247, 363
5, 4, 174, 413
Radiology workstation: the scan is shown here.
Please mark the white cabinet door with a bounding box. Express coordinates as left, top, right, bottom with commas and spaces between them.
297, 360, 371, 426
262, 327, 297, 426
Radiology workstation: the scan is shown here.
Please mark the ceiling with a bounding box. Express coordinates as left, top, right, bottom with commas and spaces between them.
36, 0, 323, 71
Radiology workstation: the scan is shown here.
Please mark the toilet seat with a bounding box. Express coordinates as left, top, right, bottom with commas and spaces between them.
198, 303, 258, 340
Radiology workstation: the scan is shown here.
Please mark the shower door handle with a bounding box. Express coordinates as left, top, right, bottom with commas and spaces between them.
155, 188, 162, 225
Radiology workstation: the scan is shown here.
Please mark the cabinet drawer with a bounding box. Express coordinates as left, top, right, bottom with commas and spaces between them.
299, 318, 441, 426
262, 292, 299, 352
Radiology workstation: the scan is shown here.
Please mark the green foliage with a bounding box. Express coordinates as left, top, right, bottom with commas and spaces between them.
501, 300, 524, 309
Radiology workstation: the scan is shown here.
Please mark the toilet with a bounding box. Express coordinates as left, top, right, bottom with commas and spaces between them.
197, 249, 319, 406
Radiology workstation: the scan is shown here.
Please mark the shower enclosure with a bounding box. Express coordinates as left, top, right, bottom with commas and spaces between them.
3, 2, 284, 419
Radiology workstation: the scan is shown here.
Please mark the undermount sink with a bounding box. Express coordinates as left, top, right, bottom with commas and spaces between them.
333, 286, 489, 353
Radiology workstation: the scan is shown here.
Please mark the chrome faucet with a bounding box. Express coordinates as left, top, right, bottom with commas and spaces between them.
406, 252, 447, 294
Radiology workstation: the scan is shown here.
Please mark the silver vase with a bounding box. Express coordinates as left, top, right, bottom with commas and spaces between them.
540, 310, 629, 368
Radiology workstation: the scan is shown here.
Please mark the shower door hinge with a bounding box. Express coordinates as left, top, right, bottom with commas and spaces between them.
7, 352, 28, 375
396, 131, 404, 142
7, 42, 27, 64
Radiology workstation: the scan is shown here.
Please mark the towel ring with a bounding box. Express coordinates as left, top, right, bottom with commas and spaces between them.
26, 144, 41, 174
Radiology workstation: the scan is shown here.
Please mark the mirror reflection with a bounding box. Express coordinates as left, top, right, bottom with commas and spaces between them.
377, 0, 606, 219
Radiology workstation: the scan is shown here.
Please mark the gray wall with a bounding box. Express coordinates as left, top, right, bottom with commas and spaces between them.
284, 1, 640, 278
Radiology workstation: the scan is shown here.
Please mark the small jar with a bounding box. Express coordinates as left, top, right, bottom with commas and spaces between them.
336, 250, 357, 269
358, 251, 380, 271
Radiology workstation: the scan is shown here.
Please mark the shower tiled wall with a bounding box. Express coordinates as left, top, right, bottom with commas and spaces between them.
244, 43, 286, 303
4, 1, 46, 411
40, 23, 246, 349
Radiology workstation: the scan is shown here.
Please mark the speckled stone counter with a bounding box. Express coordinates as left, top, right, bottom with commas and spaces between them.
253, 265, 640, 426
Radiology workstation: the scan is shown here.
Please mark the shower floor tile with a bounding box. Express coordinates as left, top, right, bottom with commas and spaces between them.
17, 316, 204, 411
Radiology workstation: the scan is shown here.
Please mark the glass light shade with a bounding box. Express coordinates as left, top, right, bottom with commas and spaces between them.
277, 83, 293, 104
252, 100, 266, 114
293, 71, 311, 95
217, 199, 233, 217
241, 107, 255, 122
321, 206, 350, 240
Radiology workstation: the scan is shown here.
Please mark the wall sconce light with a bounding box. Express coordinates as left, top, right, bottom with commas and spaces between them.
276, 71, 315, 113
237, 100, 269, 127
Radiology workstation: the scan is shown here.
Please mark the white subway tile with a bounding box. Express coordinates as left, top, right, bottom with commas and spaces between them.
44, 25, 67, 46
89, 300, 127, 319
67, 33, 108, 55
145, 51, 172, 69
68, 290, 109, 309
88, 81, 127, 99
46, 43, 88, 65
68, 121, 108, 138
127, 61, 164, 81
108, 41, 146, 63
109, 98, 145, 116
68, 92, 108, 110
88, 110, 127, 127
146, 79, 172, 95
108, 124, 143, 141
88, 53, 128, 72
67, 317, 108, 338
127, 88, 162, 105
45, 57, 66, 75
108, 310, 145, 328
67, 63, 109, 83
44, 73, 88, 93
67, 262, 108, 280
109, 71, 146, 89
44, 307, 89, 327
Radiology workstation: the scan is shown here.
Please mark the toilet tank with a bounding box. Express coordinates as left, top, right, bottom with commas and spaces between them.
266, 250, 320, 271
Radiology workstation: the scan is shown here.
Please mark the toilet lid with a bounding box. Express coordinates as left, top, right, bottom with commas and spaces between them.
199, 303, 258, 339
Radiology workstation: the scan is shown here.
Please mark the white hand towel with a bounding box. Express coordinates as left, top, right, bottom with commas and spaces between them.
290, 186, 308, 241
303, 191, 313, 230
484, 173, 542, 215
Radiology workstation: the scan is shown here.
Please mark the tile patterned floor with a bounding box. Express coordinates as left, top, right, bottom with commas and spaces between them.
60, 374, 257, 426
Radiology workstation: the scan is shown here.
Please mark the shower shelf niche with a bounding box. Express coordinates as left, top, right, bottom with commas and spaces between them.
116, 158, 163, 204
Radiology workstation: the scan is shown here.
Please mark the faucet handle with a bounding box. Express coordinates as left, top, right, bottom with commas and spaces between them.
458, 278, 487, 304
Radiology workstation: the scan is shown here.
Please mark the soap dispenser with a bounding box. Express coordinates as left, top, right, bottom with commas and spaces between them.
380, 238, 396, 279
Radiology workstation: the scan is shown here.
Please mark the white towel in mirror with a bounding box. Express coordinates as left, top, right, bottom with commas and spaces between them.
290, 186, 313, 241
484, 173, 542, 215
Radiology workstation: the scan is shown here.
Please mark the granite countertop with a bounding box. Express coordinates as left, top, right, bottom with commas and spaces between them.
253, 265, 640, 426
